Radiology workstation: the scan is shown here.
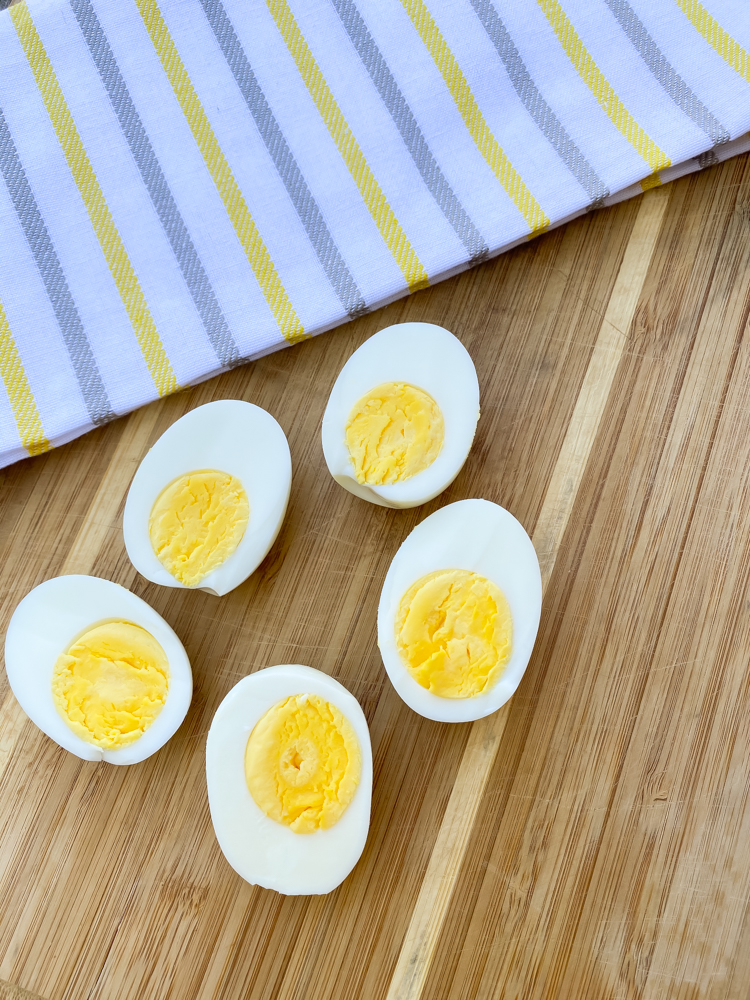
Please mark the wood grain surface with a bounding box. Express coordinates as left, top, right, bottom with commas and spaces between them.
1, 159, 749, 1000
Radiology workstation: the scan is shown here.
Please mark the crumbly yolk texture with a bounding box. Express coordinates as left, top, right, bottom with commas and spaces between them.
245, 694, 361, 834
149, 470, 249, 587
345, 382, 444, 485
396, 569, 512, 698
52, 621, 169, 749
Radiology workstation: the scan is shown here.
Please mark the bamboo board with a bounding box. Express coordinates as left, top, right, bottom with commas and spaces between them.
1, 159, 749, 1000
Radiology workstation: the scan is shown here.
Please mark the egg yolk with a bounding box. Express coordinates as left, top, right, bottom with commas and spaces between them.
395, 569, 512, 698
51, 621, 169, 748
149, 470, 249, 587
345, 382, 444, 485
245, 693, 361, 834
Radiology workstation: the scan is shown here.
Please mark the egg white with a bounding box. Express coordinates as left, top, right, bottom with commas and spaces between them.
4, 575, 193, 763
322, 323, 479, 508
377, 499, 542, 722
206, 664, 372, 895
123, 400, 291, 597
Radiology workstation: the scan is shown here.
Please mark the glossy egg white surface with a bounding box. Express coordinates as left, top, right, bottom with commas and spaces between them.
377, 499, 542, 723
5, 575, 192, 764
206, 664, 373, 896
123, 400, 291, 596
322, 323, 479, 508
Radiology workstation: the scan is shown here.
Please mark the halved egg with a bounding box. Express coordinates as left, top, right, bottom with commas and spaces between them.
322, 323, 479, 508
5, 575, 192, 763
124, 400, 291, 596
377, 499, 542, 722
206, 664, 372, 895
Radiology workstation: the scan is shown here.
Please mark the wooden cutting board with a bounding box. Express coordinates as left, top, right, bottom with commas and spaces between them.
1, 157, 750, 1000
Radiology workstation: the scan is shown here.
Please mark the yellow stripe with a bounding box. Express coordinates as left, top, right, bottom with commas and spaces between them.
538, 0, 671, 174
267, 0, 429, 291
0, 298, 50, 457
135, 0, 306, 344
640, 172, 662, 191
10, 2, 178, 397
675, 0, 750, 82
400, 0, 549, 235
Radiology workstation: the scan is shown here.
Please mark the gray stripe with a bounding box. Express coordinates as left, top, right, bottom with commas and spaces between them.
0, 108, 114, 425
199, 0, 367, 318
697, 147, 719, 168
72, 0, 242, 368
331, 0, 488, 263
604, 0, 730, 145
470, 0, 609, 205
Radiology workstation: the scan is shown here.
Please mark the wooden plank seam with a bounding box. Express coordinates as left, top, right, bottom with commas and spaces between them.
384, 185, 671, 1000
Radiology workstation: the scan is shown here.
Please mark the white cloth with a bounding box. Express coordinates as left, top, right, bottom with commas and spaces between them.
0, 0, 748, 466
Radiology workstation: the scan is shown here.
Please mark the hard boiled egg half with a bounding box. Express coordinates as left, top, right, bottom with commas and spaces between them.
207, 664, 372, 895
378, 499, 542, 723
322, 323, 479, 508
124, 400, 291, 597
5, 575, 192, 763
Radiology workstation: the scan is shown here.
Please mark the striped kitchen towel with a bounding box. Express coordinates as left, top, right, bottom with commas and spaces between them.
0, 0, 749, 466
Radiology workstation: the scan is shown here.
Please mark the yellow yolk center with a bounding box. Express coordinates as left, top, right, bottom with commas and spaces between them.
345, 382, 444, 485
244, 693, 361, 834
395, 569, 512, 698
52, 621, 169, 749
149, 470, 249, 587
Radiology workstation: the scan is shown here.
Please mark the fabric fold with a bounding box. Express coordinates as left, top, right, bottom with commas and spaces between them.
0, 0, 748, 466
